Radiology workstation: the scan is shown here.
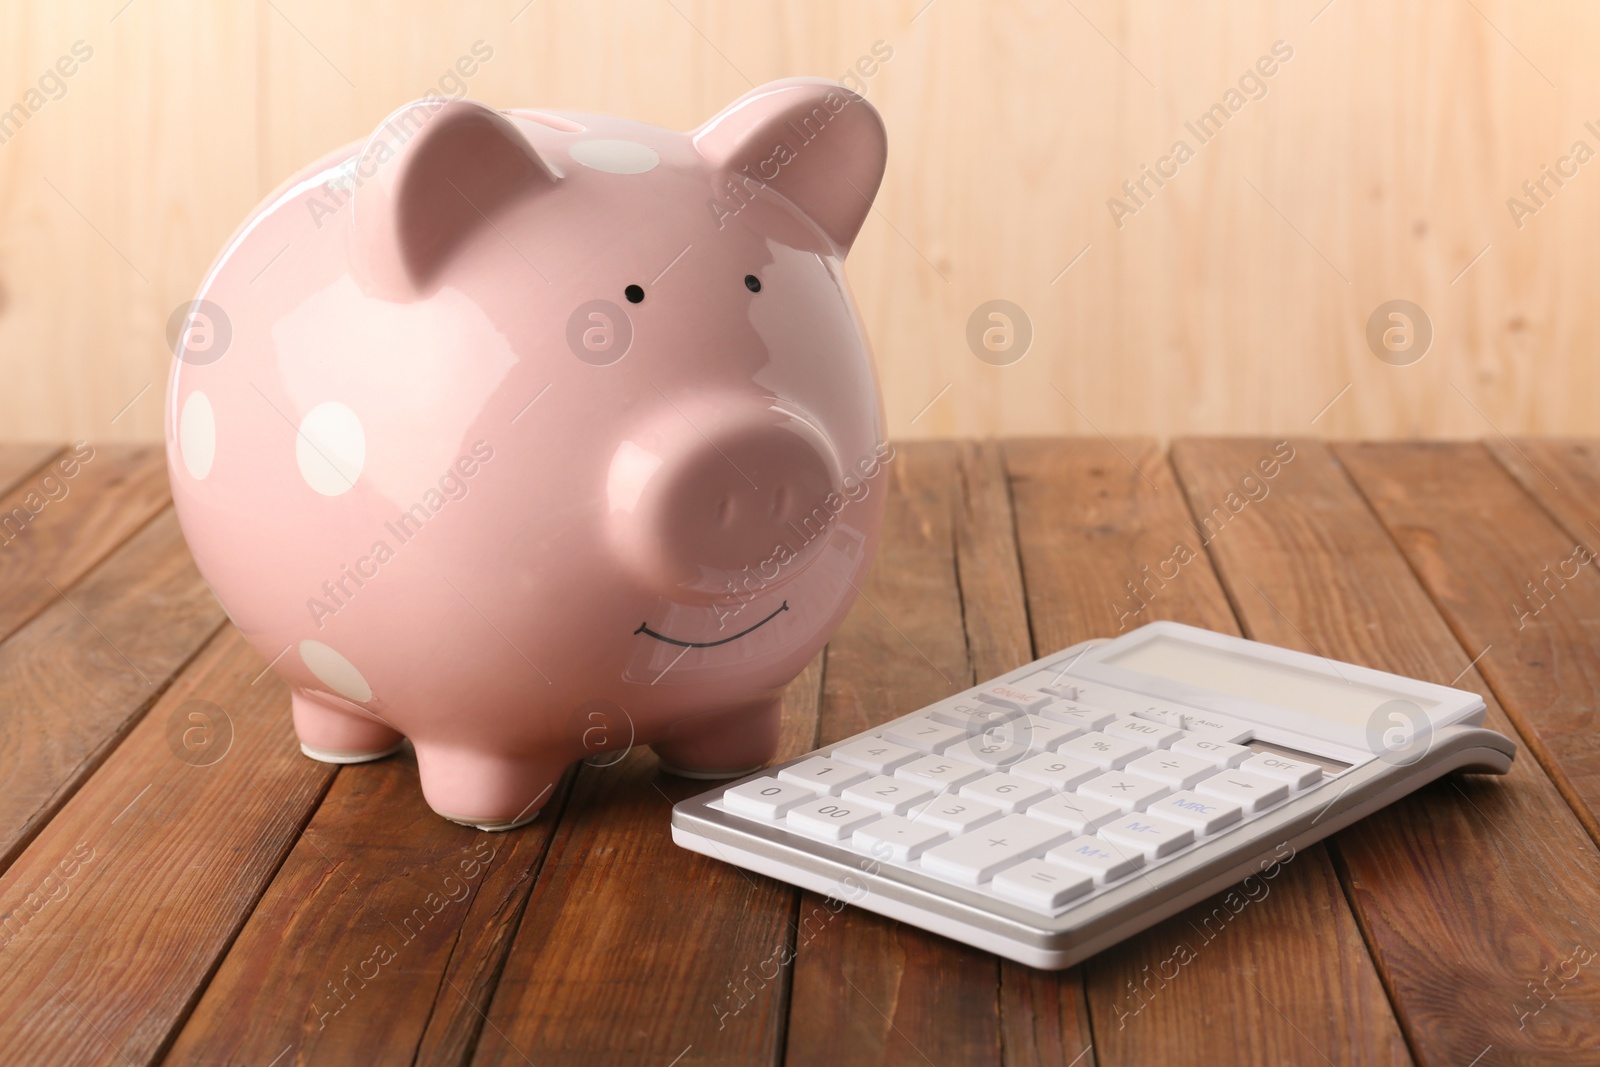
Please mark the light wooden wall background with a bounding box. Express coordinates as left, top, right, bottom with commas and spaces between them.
1, 0, 1595, 443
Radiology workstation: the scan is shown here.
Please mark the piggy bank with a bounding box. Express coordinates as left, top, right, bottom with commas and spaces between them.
165, 79, 890, 829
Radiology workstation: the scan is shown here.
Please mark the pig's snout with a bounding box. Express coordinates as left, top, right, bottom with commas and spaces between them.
608, 401, 844, 596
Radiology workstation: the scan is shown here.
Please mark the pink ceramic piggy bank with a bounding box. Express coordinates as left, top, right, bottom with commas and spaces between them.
165, 79, 891, 828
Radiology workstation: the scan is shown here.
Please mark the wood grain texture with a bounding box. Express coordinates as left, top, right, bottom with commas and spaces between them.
0, 507, 225, 873
953, 442, 1100, 1067
0, 626, 335, 1066
1490, 439, 1600, 547
1171, 438, 1600, 1062
467, 657, 825, 1066
163, 748, 575, 1066
1006, 439, 1410, 1067
1338, 441, 1600, 847
0, 443, 170, 642
6, 3, 1600, 443
786, 441, 1004, 1067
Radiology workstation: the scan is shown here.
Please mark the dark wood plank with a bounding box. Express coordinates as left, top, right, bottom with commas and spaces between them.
951, 441, 1098, 1067
0, 443, 63, 496
0, 508, 227, 873
1339, 441, 1600, 845
0, 443, 170, 642
785, 441, 1003, 1067
466, 659, 825, 1065
1007, 439, 1409, 1067
163, 750, 573, 1066
1171, 438, 1600, 1062
0, 627, 335, 1065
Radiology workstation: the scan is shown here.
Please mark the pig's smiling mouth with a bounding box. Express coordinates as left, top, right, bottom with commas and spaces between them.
633, 601, 789, 648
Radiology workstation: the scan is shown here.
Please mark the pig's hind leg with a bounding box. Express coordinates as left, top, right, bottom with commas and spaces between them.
652, 697, 782, 779
413, 744, 569, 831
292, 688, 405, 764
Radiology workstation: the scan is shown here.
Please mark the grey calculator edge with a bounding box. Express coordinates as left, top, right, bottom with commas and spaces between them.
670, 620, 1517, 970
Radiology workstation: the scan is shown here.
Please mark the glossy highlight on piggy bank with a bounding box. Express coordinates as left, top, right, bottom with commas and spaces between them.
165, 78, 890, 829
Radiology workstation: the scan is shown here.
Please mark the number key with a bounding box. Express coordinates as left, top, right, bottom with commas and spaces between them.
830, 736, 920, 774
1010, 752, 1099, 791
882, 716, 969, 753
722, 777, 815, 820
959, 773, 1052, 814
842, 775, 936, 814
778, 757, 869, 795
786, 797, 880, 840
895, 754, 987, 791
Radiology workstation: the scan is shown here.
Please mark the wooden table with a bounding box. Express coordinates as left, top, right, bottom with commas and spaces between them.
1, 438, 1598, 1066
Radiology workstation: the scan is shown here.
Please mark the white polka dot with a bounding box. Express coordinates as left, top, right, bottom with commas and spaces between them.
569, 139, 659, 174
296, 401, 365, 496
299, 639, 373, 702
180, 391, 215, 480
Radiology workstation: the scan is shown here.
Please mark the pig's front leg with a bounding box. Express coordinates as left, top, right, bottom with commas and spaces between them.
292, 688, 405, 764
412, 744, 569, 831
652, 697, 783, 779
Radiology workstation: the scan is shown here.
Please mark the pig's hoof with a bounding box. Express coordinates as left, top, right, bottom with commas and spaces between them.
436, 810, 544, 833
291, 689, 404, 763
300, 741, 405, 765
414, 745, 562, 831
656, 760, 766, 781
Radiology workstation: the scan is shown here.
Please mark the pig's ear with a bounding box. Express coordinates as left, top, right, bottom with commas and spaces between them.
350, 99, 560, 300
693, 77, 887, 255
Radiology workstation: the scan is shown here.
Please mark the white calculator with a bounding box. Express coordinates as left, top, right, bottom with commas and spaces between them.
671, 621, 1515, 969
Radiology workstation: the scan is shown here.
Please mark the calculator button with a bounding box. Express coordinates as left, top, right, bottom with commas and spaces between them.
1148, 791, 1243, 834
975, 683, 1053, 715
1011, 715, 1083, 751
841, 775, 937, 814
777, 757, 869, 796
830, 737, 920, 774
911, 796, 1002, 832
992, 858, 1093, 911
945, 733, 1031, 770
1123, 751, 1215, 789
852, 815, 948, 861
1035, 678, 1079, 701
895, 754, 988, 791
1046, 836, 1145, 884
1079, 772, 1170, 812
1041, 706, 1117, 731
1026, 793, 1122, 833
882, 717, 969, 753
722, 777, 815, 820
1100, 812, 1195, 859
920, 815, 1072, 884
1240, 753, 1323, 790
786, 797, 880, 840
927, 700, 1018, 732
959, 773, 1052, 814
1132, 707, 1252, 743
1010, 752, 1099, 791
1171, 736, 1251, 769
1102, 717, 1183, 749
1058, 732, 1145, 769
1195, 770, 1289, 813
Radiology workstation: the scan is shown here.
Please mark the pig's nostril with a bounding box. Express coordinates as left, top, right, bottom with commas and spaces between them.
772, 485, 791, 519
716, 495, 735, 527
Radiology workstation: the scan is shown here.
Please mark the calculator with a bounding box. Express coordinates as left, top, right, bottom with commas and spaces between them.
670, 621, 1516, 969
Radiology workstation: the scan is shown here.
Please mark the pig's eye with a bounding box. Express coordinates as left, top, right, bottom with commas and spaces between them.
624, 284, 645, 304
744, 274, 761, 293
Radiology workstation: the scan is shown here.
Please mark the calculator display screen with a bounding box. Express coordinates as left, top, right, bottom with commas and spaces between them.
1101, 635, 1438, 725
